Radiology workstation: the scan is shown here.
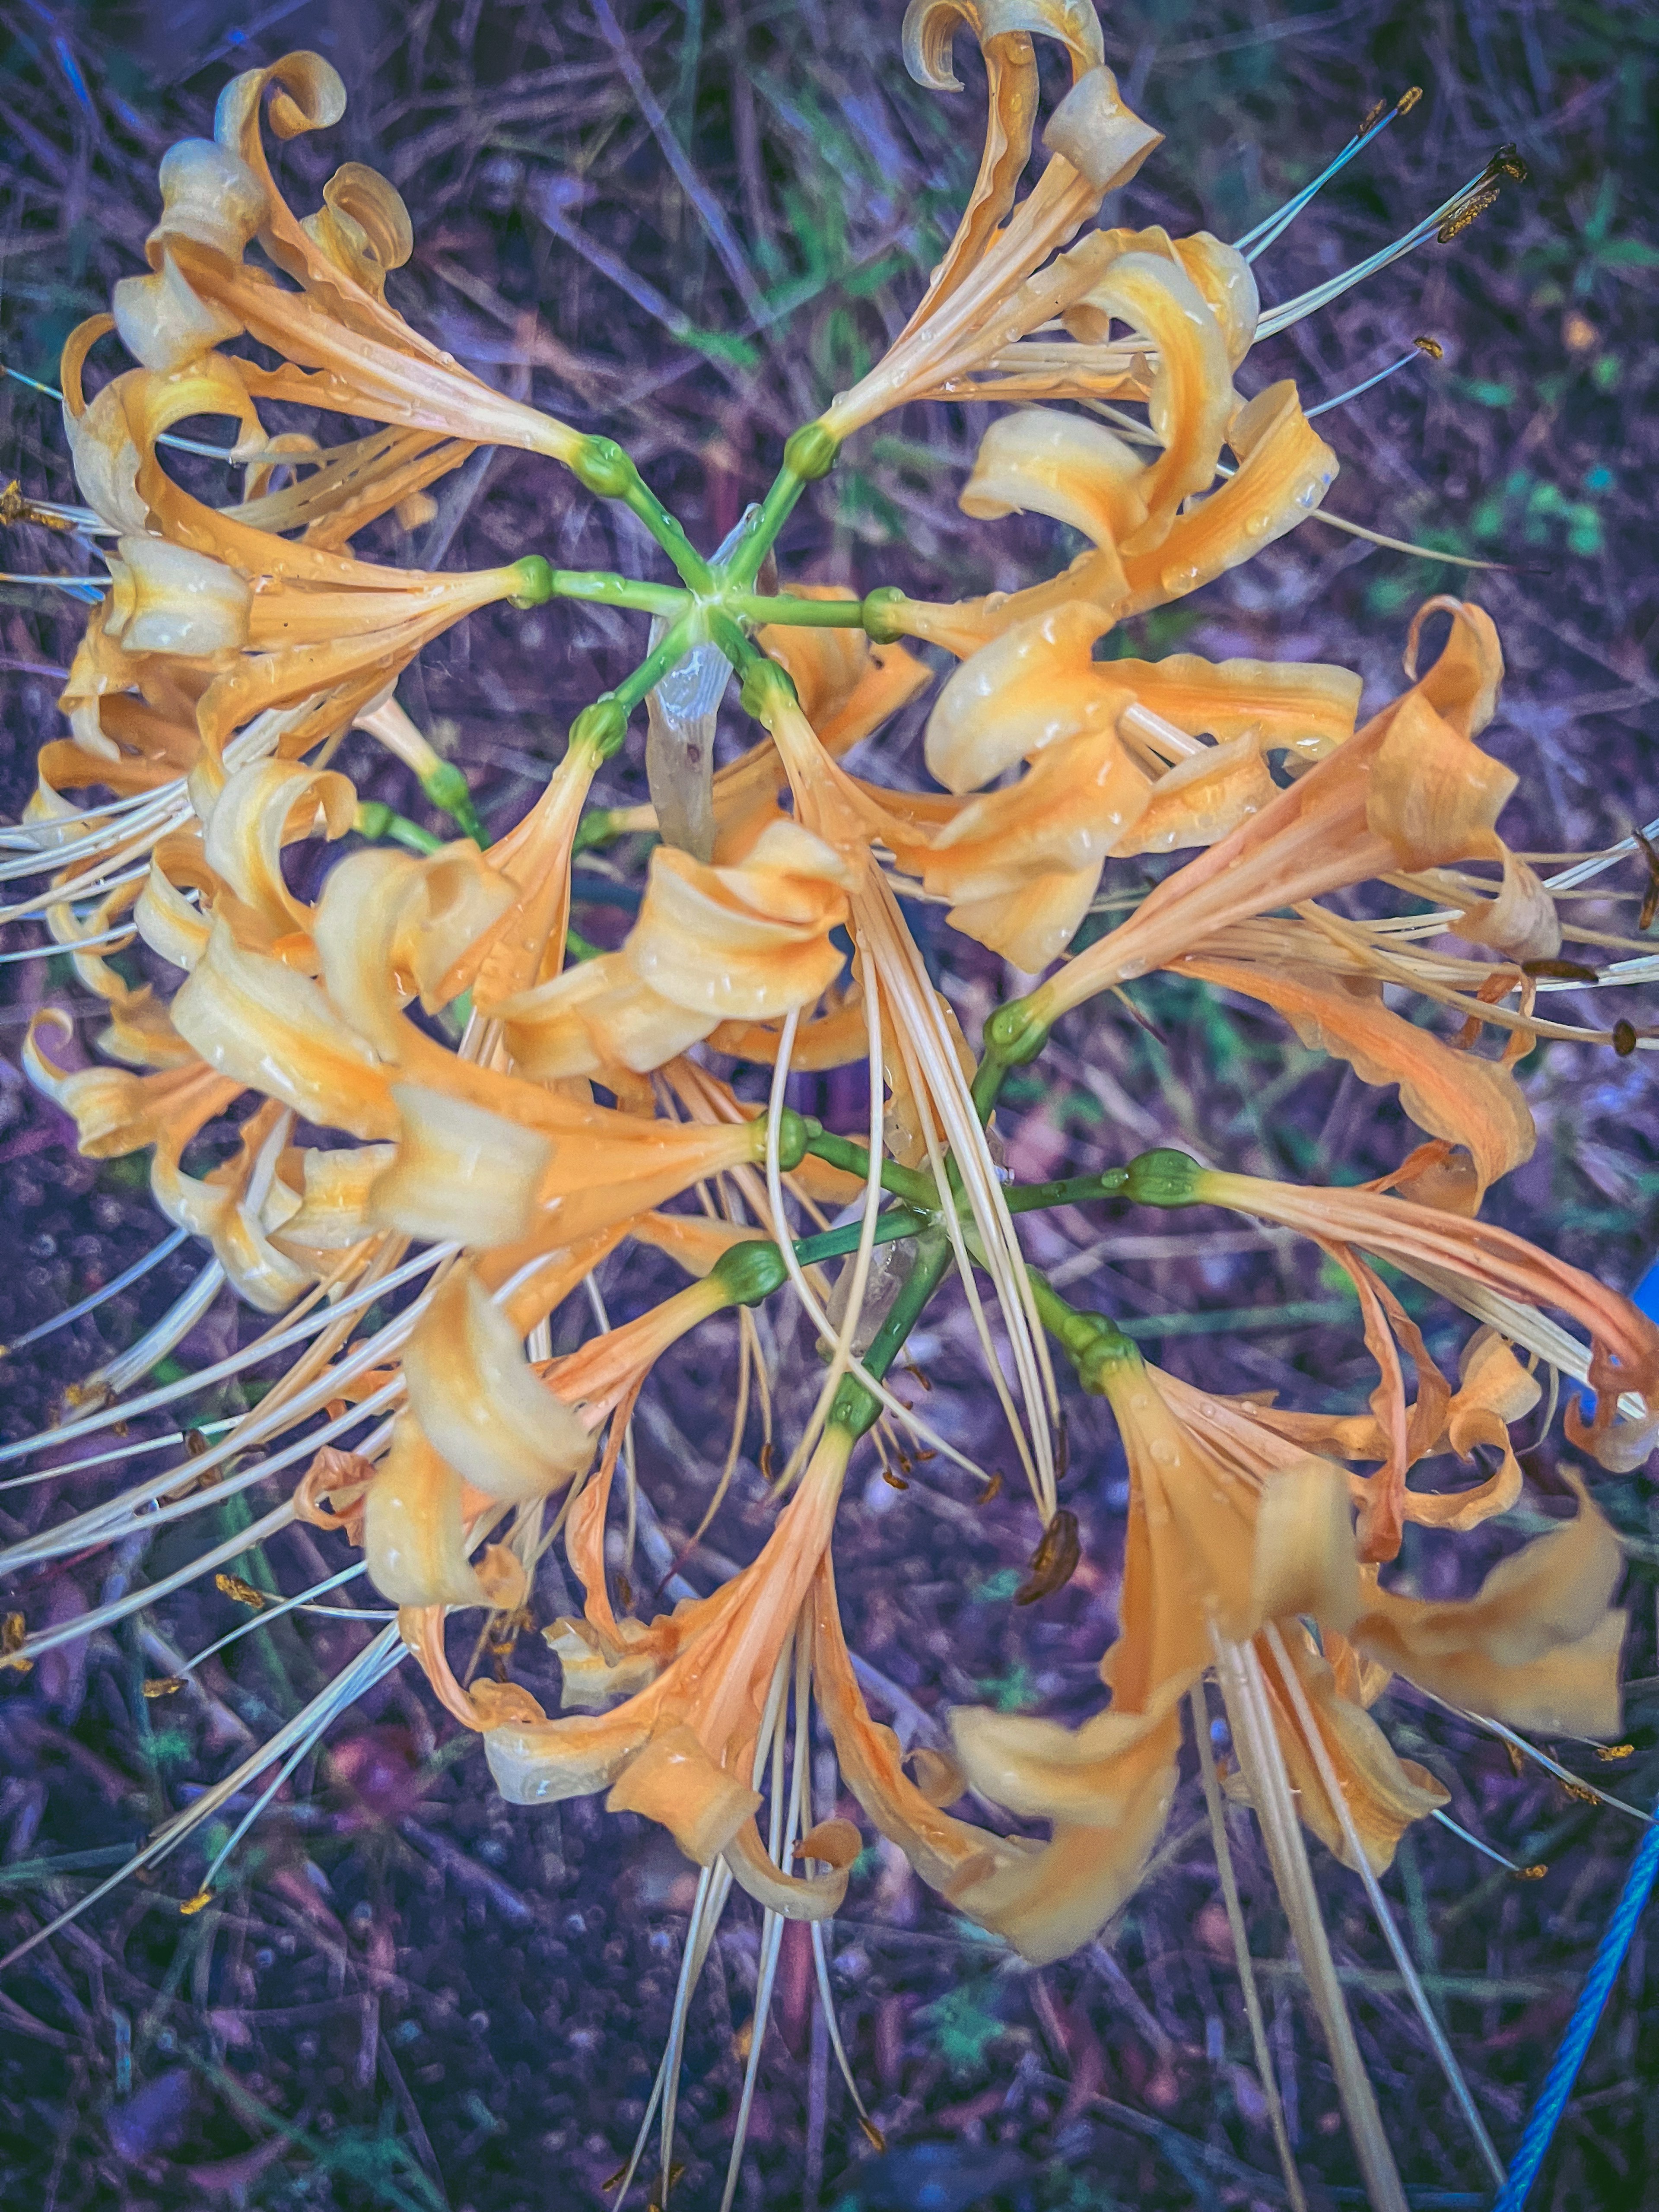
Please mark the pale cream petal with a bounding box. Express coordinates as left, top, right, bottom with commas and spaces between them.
369, 1083, 552, 1249
362, 1417, 491, 1609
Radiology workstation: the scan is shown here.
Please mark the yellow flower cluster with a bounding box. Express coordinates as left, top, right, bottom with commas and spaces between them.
4, 8, 1651, 2202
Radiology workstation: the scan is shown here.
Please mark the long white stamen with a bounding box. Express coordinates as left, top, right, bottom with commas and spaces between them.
1210, 1628, 1408, 2212
2, 360, 241, 459
2, 1226, 188, 1358
761, 1010, 993, 1486
0, 1623, 406, 1976
90, 1259, 226, 1399
177, 1560, 372, 1677
0, 1243, 452, 1468
1191, 1683, 1307, 2212
1431, 1808, 1533, 1876
1233, 94, 1419, 261
1305, 348, 1429, 419
1257, 164, 1493, 340
0, 1382, 398, 1583
1262, 1622, 1504, 2185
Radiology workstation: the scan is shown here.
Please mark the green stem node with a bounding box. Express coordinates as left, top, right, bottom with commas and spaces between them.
418, 762, 487, 849
829, 1234, 953, 1441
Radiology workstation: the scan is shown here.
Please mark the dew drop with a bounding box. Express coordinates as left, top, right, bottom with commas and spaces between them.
1150, 1438, 1177, 1466
1243, 511, 1272, 539
1160, 562, 1201, 592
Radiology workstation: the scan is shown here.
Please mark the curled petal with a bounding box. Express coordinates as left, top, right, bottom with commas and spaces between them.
105, 535, 250, 656
1250, 1627, 1449, 1875
370, 1084, 552, 1249
606, 1723, 763, 1865
1178, 956, 1536, 1201
499, 955, 709, 1082
404, 1267, 594, 1504
148, 138, 269, 260
1368, 691, 1517, 871
303, 163, 414, 297
1170, 232, 1259, 368
1451, 847, 1562, 962
1117, 732, 1278, 855
947, 1694, 1182, 1964
24, 1009, 239, 1160
961, 407, 1146, 558
925, 601, 1115, 793
362, 1418, 491, 1609
201, 758, 357, 935
172, 918, 396, 1140
1041, 62, 1163, 190
113, 253, 243, 375
275, 1142, 396, 1251
723, 1815, 852, 1921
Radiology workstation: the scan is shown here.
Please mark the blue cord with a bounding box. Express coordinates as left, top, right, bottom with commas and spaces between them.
1493, 1798, 1659, 2209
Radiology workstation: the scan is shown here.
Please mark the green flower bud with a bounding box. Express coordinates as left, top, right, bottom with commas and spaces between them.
570, 697, 629, 758
709, 1238, 789, 1309
861, 586, 909, 644
569, 437, 640, 501
1123, 1148, 1205, 1209
782, 422, 840, 482
510, 555, 554, 607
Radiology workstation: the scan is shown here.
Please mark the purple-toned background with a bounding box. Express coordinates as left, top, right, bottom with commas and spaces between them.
0, 2, 1655, 2206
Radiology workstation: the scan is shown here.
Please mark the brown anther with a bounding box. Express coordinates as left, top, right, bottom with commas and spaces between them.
142, 1677, 184, 1698
1437, 183, 1501, 244
1491, 143, 1529, 183
1360, 99, 1388, 132
881, 1467, 909, 1490
858, 2117, 887, 2152
184, 1429, 210, 1459
1397, 86, 1423, 115
1412, 334, 1444, 360
1504, 1741, 1525, 1777
1612, 1020, 1638, 1057
1055, 1413, 1070, 1484
979, 1471, 1004, 1505
1521, 957, 1599, 982
112, 1420, 129, 1438
0, 479, 75, 532
903, 1360, 932, 1392
896, 1451, 914, 1475
614, 1572, 633, 1611
1595, 1743, 1635, 1762
0, 1611, 31, 1673
759, 1440, 776, 1480
1015, 1508, 1082, 1604
1514, 1863, 1549, 1881
1562, 1780, 1600, 1805
179, 1889, 215, 1916
913, 1449, 936, 1463
602, 2167, 629, 2193
1633, 826, 1659, 932
215, 1573, 268, 1611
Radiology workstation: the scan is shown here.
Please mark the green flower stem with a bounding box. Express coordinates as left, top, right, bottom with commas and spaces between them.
805, 1128, 937, 1210
609, 611, 704, 721
1006, 1168, 1131, 1214
729, 591, 869, 629
567, 435, 713, 593
723, 423, 842, 591
417, 763, 487, 849
830, 1232, 956, 1442
795, 1206, 931, 1268
971, 994, 1054, 1122
550, 568, 691, 619
1023, 1268, 1136, 1395
354, 801, 442, 855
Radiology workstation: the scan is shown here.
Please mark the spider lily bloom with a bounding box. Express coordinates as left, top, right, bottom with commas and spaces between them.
61, 351, 550, 796
1209, 1324, 1543, 1535
482, 1427, 862, 1920
1018, 598, 1513, 1029
744, 658, 1061, 1516
496, 821, 854, 1084
24, 1009, 242, 1169
813, 6, 1162, 443
167, 839, 814, 1249
108, 56, 582, 464
901, 599, 1361, 967
1131, 1152, 1659, 1474
1175, 953, 1537, 1202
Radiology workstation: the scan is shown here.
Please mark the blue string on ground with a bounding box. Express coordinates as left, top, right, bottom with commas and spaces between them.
1492, 1793, 1659, 2209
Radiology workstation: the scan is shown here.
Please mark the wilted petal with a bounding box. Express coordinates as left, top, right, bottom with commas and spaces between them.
607, 1723, 763, 1866
274, 1142, 396, 1251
